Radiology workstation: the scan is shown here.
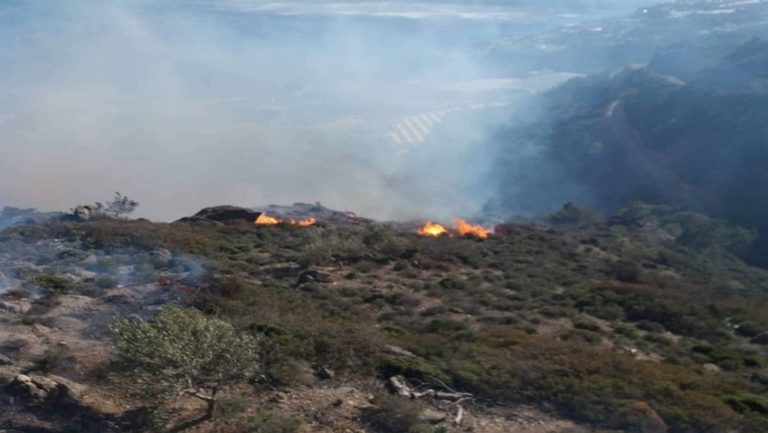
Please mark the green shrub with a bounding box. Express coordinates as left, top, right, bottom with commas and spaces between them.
363, 394, 424, 433
25, 274, 76, 294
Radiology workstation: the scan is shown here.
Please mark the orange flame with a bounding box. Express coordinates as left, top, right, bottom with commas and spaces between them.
418, 221, 448, 237
255, 214, 316, 227
255, 214, 280, 225
453, 218, 491, 239
291, 217, 317, 227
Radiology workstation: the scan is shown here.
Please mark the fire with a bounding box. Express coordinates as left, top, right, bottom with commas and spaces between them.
255, 214, 280, 225
291, 217, 317, 227
255, 214, 316, 227
453, 218, 491, 239
418, 221, 448, 237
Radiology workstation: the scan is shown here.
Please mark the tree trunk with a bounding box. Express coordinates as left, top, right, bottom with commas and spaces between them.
165, 388, 217, 433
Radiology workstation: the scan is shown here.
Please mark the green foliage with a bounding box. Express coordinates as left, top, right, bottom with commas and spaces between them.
363, 394, 424, 433
244, 410, 302, 433
548, 202, 602, 225
668, 212, 756, 252
4, 211, 768, 433
27, 346, 70, 374
110, 306, 260, 417
94, 191, 140, 218
723, 393, 768, 415
25, 274, 76, 294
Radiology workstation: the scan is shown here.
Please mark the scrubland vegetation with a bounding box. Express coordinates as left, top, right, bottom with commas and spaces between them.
1, 203, 767, 432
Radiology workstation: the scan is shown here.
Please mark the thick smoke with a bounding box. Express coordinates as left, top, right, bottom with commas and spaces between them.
0, 0, 653, 221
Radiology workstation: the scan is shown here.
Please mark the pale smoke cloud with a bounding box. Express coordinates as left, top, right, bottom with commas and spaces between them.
0, 1, 648, 221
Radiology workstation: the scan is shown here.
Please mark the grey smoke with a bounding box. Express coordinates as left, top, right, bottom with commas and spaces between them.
0, 0, 656, 221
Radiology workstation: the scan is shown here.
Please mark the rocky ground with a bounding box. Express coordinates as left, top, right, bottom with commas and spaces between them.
0, 204, 766, 432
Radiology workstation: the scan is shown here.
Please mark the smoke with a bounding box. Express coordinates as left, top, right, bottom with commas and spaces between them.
0, 0, 653, 221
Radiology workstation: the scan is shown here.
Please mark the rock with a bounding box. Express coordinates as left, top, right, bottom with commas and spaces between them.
750, 332, 768, 345
174, 216, 223, 226
315, 365, 335, 380
0, 367, 19, 386
702, 363, 721, 374
7, 374, 86, 404
150, 248, 173, 263
187, 206, 261, 224
73, 205, 93, 221
0, 301, 24, 314
0, 354, 12, 366
296, 270, 333, 286
81, 254, 99, 265
420, 408, 449, 424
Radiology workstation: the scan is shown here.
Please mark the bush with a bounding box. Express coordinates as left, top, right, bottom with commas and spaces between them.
363, 394, 424, 433
548, 202, 602, 225
111, 307, 261, 422
25, 274, 76, 294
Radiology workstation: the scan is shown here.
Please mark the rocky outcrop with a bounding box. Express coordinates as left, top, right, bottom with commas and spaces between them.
296, 269, 334, 286
7, 374, 86, 405
178, 205, 261, 224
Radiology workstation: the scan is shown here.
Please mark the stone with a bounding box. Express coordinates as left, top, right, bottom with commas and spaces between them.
420, 408, 448, 424
296, 270, 333, 286
7, 374, 86, 404
189, 206, 261, 224
150, 248, 173, 263
0, 353, 12, 366
702, 363, 721, 374
315, 365, 335, 380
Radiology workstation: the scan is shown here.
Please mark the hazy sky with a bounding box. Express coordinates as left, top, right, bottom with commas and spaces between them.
0, 0, 657, 221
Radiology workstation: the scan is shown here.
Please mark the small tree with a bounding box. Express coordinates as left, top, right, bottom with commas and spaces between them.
110, 307, 260, 429
96, 192, 139, 217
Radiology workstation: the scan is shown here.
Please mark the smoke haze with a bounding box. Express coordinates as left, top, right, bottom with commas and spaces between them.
0, 0, 655, 221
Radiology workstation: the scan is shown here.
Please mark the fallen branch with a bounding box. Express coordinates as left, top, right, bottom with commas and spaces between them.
388, 375, 473, 401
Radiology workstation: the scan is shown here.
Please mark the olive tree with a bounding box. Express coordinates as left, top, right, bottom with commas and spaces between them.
110, 307, 260, 427
95, 192, 139, 217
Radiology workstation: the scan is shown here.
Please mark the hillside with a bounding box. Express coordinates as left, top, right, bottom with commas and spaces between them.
1, 205, 767, 432
492, 37, 768, 267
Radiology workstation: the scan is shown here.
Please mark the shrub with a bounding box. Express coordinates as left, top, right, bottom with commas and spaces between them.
25, 274, 76, 294
110, 307, 261, 424
245, 410, 302, 433
363, 394, 424, 433
548, 202, 602, 225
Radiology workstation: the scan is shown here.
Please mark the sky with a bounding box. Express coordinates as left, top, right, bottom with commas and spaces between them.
0, 0, 659, 221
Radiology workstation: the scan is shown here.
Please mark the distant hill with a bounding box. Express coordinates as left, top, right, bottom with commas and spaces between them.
492, 38, 768, 265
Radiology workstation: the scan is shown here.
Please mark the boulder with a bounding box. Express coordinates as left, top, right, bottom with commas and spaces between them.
73, 205, 96, 221
296, 270, 333, 286
0, 299, 31, 314
149, 248, 173, 263
7, 374, 86, 404
188, 206, 261, 224
420, 408, 448, 424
